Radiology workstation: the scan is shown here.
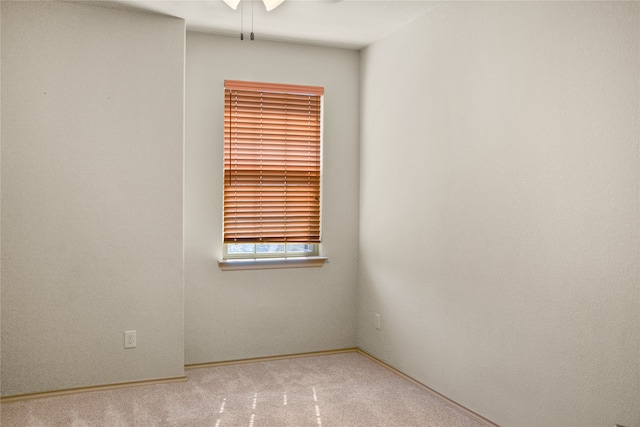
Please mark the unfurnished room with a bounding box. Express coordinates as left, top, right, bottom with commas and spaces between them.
1, 1, 639, 426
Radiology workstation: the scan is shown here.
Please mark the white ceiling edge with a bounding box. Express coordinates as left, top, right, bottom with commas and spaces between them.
77, 0, 444, 50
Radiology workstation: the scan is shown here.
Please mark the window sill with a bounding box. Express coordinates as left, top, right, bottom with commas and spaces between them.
218, 256, 328, 271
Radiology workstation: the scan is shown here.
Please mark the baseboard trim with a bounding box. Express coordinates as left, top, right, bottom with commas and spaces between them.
1, 375, 187, 404
356, 349, 500, 427
185, 347, 359, 370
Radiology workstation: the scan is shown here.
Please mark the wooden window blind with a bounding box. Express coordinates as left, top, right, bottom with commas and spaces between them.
224, 80, 324, 243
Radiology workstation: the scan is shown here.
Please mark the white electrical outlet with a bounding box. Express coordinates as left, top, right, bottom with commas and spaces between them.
124, 330, 136, 349
374, 313, 381, 330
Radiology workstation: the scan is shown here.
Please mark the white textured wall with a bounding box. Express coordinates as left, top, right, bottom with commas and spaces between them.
358, 2, 639, 426
1, 1, 185, 396
185, 33, 360, 364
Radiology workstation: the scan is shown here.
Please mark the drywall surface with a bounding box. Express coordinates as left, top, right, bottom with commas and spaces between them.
184, 33, 359, 364
358, 2, 639, 426
1, 2, 185, 395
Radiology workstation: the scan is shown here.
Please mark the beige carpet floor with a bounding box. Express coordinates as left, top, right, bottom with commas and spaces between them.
1, 352, 491, 426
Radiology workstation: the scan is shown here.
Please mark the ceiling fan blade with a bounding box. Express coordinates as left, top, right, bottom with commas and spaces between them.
262, 0, 285, 12
223, 0, 241, 10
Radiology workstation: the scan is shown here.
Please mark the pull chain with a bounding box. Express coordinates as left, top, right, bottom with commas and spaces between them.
239, 1, 256, 41
251, 0, 255, 40
240, 1, 244, 40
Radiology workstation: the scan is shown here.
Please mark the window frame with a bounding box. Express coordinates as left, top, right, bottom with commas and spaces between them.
223, 242, 320, 259
220, 80, 326, 268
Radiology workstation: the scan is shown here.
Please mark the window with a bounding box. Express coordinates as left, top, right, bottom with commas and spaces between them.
220, 80, 325, 268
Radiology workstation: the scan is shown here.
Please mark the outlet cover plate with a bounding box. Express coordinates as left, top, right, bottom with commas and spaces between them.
124, 330, 136, 349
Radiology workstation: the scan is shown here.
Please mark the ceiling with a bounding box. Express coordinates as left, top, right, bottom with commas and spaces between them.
101, 0, 442, 49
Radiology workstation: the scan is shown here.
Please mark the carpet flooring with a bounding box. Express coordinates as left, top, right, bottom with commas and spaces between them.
1, 352, 491, 426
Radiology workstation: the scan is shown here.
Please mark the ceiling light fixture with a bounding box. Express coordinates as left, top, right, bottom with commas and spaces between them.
223, 0, 285, 12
